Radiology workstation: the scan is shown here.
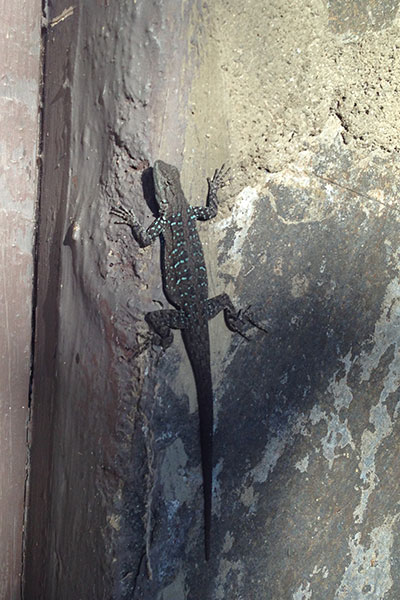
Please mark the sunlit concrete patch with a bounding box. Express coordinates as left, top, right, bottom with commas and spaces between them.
334, 514, 399, 599
330, 350, 354, 412
249, 274, 400, 498
240, 483, 259, 513
309, 407, 355, 469
291, 273, 310, 298
248, 348, 356, 489
293, 580, 312, 600
292, 565, 330, 598
160, 438, 193, 505
250, 413, 309, 484
215, 558, 244, 600
216, 186, 259, 276
295, 454, 309, 473
158, 568, 186, 600
213, 458, 224, 516
221, 531, 234, 553
353, 276, 400, 524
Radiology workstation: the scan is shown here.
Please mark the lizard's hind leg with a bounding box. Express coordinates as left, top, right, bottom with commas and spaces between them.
206, 293, 269, 338
145, 308, 188, 350
205, 293, 249, 339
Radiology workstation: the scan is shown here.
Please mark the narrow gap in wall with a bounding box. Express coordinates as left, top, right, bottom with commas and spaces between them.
20, 1, 49, 596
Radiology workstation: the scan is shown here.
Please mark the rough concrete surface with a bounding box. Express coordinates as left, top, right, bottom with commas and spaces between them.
0, 1, 41, 598
25, 0, 400, 599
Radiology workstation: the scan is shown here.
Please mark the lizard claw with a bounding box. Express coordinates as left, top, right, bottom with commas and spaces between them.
225, 305, 269, 339
133, 338, 152, 358
225, 310, 251, 339
240, 305, 269, 334
208, 164, 231, 194
122, 334, 153, 361
218, 164, 231, 184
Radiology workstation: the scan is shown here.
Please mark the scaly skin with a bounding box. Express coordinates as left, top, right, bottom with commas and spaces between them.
111, 160, 266, 560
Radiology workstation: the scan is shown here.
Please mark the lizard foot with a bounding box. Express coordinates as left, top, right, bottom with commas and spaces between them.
152, 332, 174, 351
240, 306, 269, 334
207, 164, 231, 196
225, 305, 269, 340
110, 204, 140, 228
129, 335, 153, 359
144, 314, 174, 350
225, 309, 251, 340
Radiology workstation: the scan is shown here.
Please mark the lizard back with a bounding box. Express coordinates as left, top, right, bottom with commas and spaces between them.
154, 161, 209, 315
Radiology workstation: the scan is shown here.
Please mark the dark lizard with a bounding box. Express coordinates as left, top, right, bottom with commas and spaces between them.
111, 160, 264, 560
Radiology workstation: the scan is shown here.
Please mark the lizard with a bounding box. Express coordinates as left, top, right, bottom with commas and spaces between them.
111, 160, 265, 560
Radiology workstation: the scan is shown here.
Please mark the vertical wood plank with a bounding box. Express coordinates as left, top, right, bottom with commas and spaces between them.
0, 1, 41, 598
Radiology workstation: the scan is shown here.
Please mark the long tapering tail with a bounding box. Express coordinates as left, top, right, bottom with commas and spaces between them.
182, 324, 213, 560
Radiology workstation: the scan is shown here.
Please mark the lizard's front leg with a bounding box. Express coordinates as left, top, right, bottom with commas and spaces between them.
193, 164, 231, 221
110, 204, 165, 247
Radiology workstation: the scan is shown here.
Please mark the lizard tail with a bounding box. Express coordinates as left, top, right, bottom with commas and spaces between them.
182, 327, 213, 561
197, 385, 212, 561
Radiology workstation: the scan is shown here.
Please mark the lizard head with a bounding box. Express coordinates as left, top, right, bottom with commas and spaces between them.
153, 160, 182, 214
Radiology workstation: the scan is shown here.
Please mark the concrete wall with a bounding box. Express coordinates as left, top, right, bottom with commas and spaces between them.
0, 1, 41, 598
